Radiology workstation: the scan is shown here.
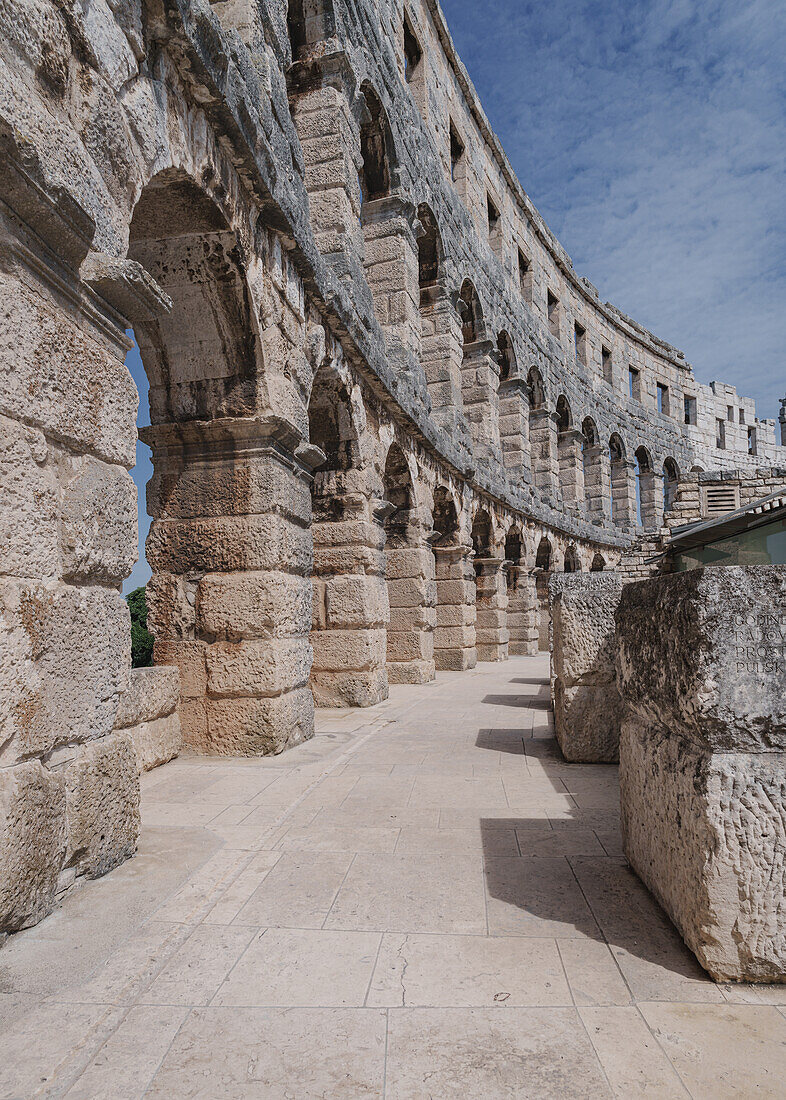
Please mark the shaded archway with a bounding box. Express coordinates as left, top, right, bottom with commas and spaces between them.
581, 417, 605, 522
609, 433, 633, 528
590, 553, 606, 572
383, 443, 435, 684
564, 544, 581, 572
556, 395, 581, 502
131, 171, 314, 756
534, 536, 552, 651
309, 365, 388, 708
359, 84, 391, 203
431, 487, 477, 671
505, 525, 537, 655
459, 284, 499, 458
663, 457, 679, 517
634, 445, 658, 528
497, 332, 516, 384
472, 509, 508, 661
528, 367, 554, 495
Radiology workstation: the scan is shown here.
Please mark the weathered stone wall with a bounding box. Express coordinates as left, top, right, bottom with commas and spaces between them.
616, 567, 786, 981
114, 667, 182, 773
549, 573, 623, 763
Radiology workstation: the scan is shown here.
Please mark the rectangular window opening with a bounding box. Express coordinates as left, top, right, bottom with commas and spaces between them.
748, 427, 757, 455
716, 418, 726, 449
486, 193, 500, 239
727, 405, 734, 423
739, 408, 746, 425
601, 345, 612, 385
684, 395, 697, 426
547, 290, 560, 339
518, 249, 532, 302
657, 382, 670, 416
449, 122, 465, 183
628, 366, 641, 402
403, 13, 422, 82
573, 321, 586, 365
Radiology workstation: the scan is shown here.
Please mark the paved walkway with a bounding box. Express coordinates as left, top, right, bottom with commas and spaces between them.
1, 656, 785, 1098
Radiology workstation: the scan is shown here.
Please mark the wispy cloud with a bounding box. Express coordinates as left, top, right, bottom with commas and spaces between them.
441, 0, 786, 419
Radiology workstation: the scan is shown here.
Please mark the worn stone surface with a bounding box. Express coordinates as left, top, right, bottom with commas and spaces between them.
115, 666, 182, 772
550, 573, 623, 763
617, 567, 786, 981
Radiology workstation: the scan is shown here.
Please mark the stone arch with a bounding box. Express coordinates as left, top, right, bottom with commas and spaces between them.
634, 445, 659, 528
663, 457, 680, 516
581, 416, 605, 522
527, 368, 554, 495
382, 442, 434, 684
471, 507, 493, 557
309, 363, 388, 708
431, 484, 459, 545
564, 544, 581, 572
459, 282, 500, 460
431, 486, 476, 671
504, 525, 536, 655
359, 83, 393, 203
556, 395, 581, 503
472, 508, 508, 662
609, 433, 633, 528
590, 553, 606, 572
534, 535, 553, 651
417, 207, 463, 427
458, 279, 484, 345
129, 170, 318, 757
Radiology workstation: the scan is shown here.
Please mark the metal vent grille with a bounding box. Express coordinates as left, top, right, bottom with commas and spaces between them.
702, 485, 740, 518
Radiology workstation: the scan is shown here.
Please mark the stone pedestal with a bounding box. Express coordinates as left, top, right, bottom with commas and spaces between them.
549, 573, 623, 762
144, 418, 317, 754
474, 557, 509, 662
616, 566, 786, 982
433, 545, 477, 671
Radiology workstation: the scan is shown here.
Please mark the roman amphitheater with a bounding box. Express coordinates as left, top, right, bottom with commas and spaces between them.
1, 0, 785, 1094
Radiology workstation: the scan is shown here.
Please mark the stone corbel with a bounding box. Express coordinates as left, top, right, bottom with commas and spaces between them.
80, 252, 172, 325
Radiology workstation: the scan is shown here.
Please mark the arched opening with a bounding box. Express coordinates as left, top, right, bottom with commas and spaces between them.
309, 365, 387, 708
459, 282, 499, 457
431, 487, 476, 671
458, 279, 482, 346
417, 206, 462, 423
581, 416, 604, 521
564, 544, 581, 572
472, 508, 508, 662
383, 444, 434, 684
497, 332, 516, 384
609, 433, 631, 528
663, 458, 679, 517
505, 525, 535, 655
534, 536, 552, 651
128, 171, 315, 756
556, 395, 580, 502
634, 446, 658, 528
504, 526, 522, 585
527, 367, 553, 495
359, 85, 391, 204
471, 508, 493, 558
417, 205, 440, 296
590, 553, 606, 572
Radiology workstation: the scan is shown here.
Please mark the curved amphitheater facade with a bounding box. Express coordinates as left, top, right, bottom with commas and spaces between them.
2, 0, 786, 925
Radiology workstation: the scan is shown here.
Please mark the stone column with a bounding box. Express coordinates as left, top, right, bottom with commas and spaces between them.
310, 490, 389, 708
506, 567, 539, 655
385, 546, 436, 684
616, 566, 786, 982
529, 408, 559, 500
549, 573, 623, 762
361, 196, 420, 364
461, 340, 503, 465
433, 544, 477, 671
474, 557, 509, 662
638, 469, 664, 529
498, 377, 532, 487
143, 417, 317, 755
612, 458, 637, 528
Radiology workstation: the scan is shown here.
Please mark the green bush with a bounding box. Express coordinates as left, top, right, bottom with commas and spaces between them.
127, 586, 154, 668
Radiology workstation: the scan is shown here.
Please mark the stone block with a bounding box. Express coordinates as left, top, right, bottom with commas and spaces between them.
310, 668, 389, 709
147, 515, 312, 575
64, 731, 140, 879
0, 414, 59, 580
310, 628, 386, 672
205, 639, 312, 698
384, 548, 433, 580
554, 682, 623, 764
115, 666, 180, 728
197, 572, 312, 641
387, 659, 436, 685
620, 720, 786, 982
198, 689, 314, 756
434, 647, 477, 672
59, 456, 136, 583
0, 760, 66, 933
131, 713, 182, 773
325, 574, 389, 628
152, 641, 207, 699
0, 582, 129, 763
387, 577, 432, 609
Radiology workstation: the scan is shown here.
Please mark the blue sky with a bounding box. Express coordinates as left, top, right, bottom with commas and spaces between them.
125, 0, 785, 591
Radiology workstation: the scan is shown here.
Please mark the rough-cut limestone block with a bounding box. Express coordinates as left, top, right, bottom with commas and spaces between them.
310, 668, 389, 709
115, 666, 180, 729
388, 658, 436, 685
435, 648, 477, 672
0, 415, 59, 580
386, 577, 434, 608
64, 732, 140, 878
131, 714, 182, 773
197, 689, 314, 755
0, 760, 66, 933
617, 567, 786, 981
147, 515, 312, 575
550, 573, 623, 763
0, 582, 129, 764
152, 641, 207, 699
617, 567, 786, 753
310, 628, 386, 673
620, 720, 786, 982
384, 548, 433, 580
325, 574, 389, 628
205, 639, 312, 698
59, 456, 136, 583
197, 572, 312, 641
148, 457, 312, 523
